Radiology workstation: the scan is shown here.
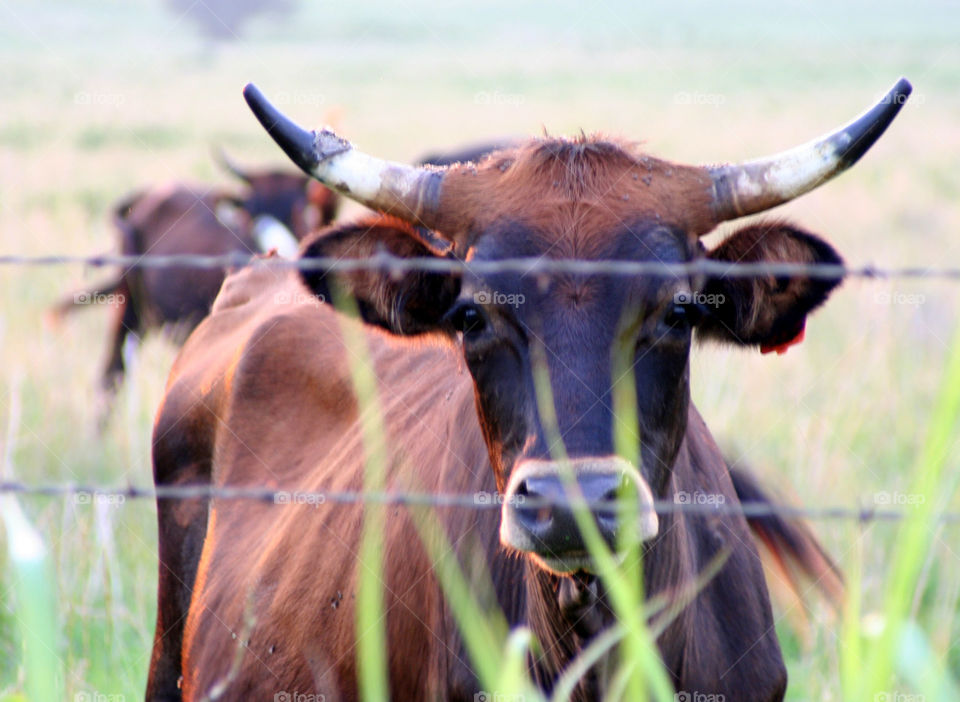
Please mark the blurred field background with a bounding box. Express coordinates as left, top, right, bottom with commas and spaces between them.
1, 0, 959, 699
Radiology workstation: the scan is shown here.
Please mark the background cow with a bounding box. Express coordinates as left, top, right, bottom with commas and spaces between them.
47, 162, 340, 424
48, 141, 511, 425
215, 148, 340, 240
145, 79, 908, 701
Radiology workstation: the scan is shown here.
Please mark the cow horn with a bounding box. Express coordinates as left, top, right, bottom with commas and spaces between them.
213, 147, 252, 183
243, 83, 445, 229
708, 77, 912, 221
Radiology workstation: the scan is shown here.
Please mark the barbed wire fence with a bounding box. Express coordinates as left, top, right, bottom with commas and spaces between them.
3, 250, 958, 524
0, 481, 956, 524
2, 251, 960, 281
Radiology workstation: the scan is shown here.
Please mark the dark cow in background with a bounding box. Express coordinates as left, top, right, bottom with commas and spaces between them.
146, 79, 910, 701
50, 140, 514, 423
49, 159, 340, 423
215, 149, 340, 240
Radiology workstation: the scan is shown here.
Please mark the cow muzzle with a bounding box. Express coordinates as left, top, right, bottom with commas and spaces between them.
499, 457, 658, 575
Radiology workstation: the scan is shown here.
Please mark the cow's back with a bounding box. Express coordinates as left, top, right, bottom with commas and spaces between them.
123, 184, 256, 325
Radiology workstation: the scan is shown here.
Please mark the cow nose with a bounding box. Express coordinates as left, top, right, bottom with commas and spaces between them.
500, 457, 659, 575
512, 472, 625, 550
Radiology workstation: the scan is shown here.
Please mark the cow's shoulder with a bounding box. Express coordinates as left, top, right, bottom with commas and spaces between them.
152, 265, 327, 471
163, 261, 471, 484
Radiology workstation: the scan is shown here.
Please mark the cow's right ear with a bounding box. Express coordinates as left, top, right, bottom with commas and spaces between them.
299, 215, 461, 336
695, 221, 842, 352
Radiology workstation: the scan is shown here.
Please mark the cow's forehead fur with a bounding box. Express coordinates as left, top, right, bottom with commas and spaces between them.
436, 135, 718, 249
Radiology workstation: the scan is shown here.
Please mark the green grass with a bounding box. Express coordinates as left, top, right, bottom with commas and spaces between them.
1, 1, 959, 699
337, 293, 391, 702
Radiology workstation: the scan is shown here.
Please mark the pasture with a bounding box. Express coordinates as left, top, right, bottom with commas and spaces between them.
1, 1, 959, 699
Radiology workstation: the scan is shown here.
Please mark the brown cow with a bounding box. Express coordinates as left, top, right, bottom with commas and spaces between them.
49, 164, 339, 424
146, 79, 910, 700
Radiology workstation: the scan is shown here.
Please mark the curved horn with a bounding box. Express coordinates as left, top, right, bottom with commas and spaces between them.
213, 146, 252, 183
243, 83, 445, 229
709, 77, 912, 221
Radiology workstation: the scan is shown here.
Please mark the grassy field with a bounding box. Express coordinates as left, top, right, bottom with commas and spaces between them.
1, 0, 959, 699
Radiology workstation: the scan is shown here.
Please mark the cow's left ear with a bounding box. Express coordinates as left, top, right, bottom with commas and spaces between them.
696, 221, 843, 352
299, 215, 460, 336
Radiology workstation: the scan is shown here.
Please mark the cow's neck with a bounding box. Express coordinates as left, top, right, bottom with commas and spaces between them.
519, 493, 694, 697
524, 566, 613, 700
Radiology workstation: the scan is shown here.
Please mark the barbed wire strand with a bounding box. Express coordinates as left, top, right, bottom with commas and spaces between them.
0, 481, 955, 523
0, 251, 958, 281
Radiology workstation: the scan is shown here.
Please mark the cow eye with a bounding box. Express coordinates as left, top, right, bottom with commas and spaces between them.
447, 303, 487, 336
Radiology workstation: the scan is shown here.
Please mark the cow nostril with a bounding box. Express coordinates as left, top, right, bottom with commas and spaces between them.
600, 480, 622, 503
586, 473, 632, 519
515, 479, 531, 498
511, 478, 557, 535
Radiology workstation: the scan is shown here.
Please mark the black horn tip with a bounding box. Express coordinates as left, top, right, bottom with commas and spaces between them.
892, 76, 913, 100
836, 76, 912, 168
242, 83, 320, 175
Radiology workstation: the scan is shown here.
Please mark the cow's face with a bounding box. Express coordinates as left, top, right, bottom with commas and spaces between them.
299, 138, 842, 574
452, 219, 697, 574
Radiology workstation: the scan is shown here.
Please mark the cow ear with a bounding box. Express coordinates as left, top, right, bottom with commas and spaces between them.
298, 216, 460, 336
696, 221, 843, 352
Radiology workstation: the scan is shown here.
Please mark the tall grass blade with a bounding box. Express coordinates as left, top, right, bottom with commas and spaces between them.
860, 319, 960, 697
1, 379, 62, 702
332, 290, 390, 702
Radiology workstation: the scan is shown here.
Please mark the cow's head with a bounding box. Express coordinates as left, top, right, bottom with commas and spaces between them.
245, 80, 909, 574
216, 149, 340, 240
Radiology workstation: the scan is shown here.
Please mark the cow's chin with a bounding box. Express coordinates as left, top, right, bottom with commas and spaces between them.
499, 527, 636, 576
528, 552, 623, 577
